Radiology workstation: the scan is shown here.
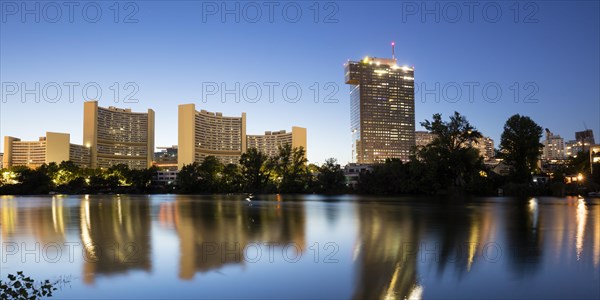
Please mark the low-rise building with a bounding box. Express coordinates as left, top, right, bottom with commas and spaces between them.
343, 163, 374, 189
415, 131, 436, 149
472, 136, 495, 161
416, 131, 495, 161
246, 127, 307, 158
153, 170, 178, 185
566, 129, 596, 157
3, 132, 90, 168
591, 144, 600, 174
154, 146, 178, 171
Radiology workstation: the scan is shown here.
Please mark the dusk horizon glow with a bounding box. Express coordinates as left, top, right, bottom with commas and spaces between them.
1, 1, 598, 164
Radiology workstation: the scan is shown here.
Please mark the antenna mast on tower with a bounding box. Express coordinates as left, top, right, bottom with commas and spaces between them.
391, 41, 396, 60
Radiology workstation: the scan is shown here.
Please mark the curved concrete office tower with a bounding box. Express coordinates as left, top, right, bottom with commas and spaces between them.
178, 104, 246, 169
246, 127, 307, 158
83, 101, 155, 169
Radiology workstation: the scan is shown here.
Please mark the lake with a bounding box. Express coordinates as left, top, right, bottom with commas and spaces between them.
1, 195, 599, 299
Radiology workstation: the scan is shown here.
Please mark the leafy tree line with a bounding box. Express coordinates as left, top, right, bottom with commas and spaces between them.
355, 112, 600, 196
0, 144, 348, 195
2, 112, 598, 196
0, 161, 159, 195
357, 112, 493, 195
177, 144, 348, 194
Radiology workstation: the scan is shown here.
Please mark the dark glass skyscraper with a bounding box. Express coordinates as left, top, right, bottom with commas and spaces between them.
345, 56, 415, 163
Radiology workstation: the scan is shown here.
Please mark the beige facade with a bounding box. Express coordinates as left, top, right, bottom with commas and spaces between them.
178, 104, 246, 168
2, 132, 90, 168
542, 130, 565, 160
415, 131, 436, 148
84, 101, 154, 170
247, 127, 307, 158
415, 131, 495, 160
473, 136, 495, 161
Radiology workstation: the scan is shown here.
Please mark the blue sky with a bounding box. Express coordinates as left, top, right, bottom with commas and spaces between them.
1, 1, 599, 164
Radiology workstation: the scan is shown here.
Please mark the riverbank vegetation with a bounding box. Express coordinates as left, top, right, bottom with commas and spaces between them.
1, 113, 598, 197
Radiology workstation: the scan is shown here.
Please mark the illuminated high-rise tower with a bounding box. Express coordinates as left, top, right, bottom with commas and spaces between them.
345, 49, 415, 163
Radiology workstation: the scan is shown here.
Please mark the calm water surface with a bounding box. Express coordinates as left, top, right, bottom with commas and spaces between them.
1, 195, 599, 299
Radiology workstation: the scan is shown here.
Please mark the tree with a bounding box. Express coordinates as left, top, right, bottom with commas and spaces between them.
272, 144, 308, 193
315, 158, 347, 194
128, 166, 158, 191
567, 150, 591, 174
16, 167, 52, 194
240, 148, 270, 193
107, 164, 131, 185
198, 156, 223, 193
0, 271, 59, 299
418, 112, 484, 191
220, 163, 241, 193
54, 161, 82, 186
499, 114, 543, 184
177, 162, 202, 193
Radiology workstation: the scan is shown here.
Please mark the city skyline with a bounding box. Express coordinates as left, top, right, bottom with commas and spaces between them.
2, 101, 308, 169
1, 1, 599, 165
1, 2, 599, 299
1, 91, 598, 166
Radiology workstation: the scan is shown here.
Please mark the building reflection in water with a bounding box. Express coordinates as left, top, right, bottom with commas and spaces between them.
1, 195, 75, 244
503, 198, 544, 276
354, 198, 600, 299
2, 195, 599, 296
352, 202, 422, 299
172, 195, 306, 279
543, 197, 599, 267
1, 196, 18, 238
594, 202, 600, 267
79, 195, 152, 284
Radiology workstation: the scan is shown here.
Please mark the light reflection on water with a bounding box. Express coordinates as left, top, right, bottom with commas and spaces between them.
0, 195, 599, 299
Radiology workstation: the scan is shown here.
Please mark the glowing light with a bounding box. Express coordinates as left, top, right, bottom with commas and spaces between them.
2, 171, 18, 185
593, 204, 599, 267
406, 284, 423, 300
52, 197, 65, 234
80, 198, 97, 261
467, 219, 480, 272
384, 263, 402, 300
577, 173, 584, 182
528, 198, 539, 229
117, 197, 123, 224
363, 56, 369, 63
576, 198, 587, 260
